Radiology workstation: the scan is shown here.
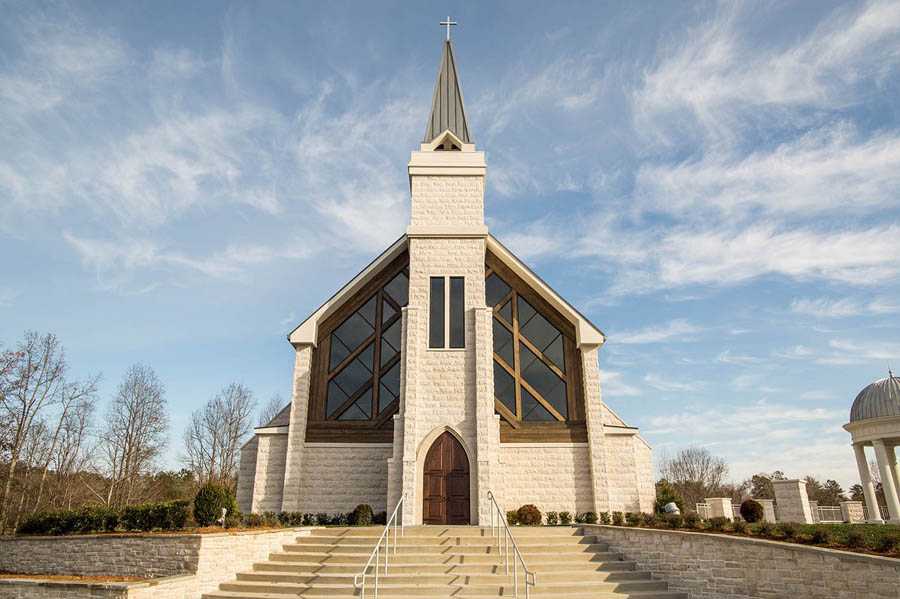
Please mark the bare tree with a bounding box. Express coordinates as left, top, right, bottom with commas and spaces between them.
257, 393, 285, 427
658, 447, 729, 509
93, 364, 168, 507
0, 332, 66, 532
183, 383, 255, 487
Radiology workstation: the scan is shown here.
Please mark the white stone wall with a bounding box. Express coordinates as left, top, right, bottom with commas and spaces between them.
251, 433, 288, 513
235, 437, 258, 513
410, 176, 484, 228
582, 347, 611, 513
298, 444, 392, 513
497, 444, 594, 516
281, 346, 313, 512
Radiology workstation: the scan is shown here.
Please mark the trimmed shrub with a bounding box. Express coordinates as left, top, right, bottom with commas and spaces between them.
706, 517, 729, 531
641, 512, 658, 527
683, 512, 702, 530
845, 529, 867, 548
739, 499, 764, 523
278, 511, 304, 527
664, 513, 684, 529
809, 528, 832, 545
755, 521, 775, 538
625, 512, 640, 526
517, 504, 542, 526
243, 513, 264, 527
654, 480, 685, 515
732, 520, 748, 534
315, 513, 329, 526
582, 511, 598, 524
599, 511, 611, 525
122, 504, 153, 531
546, 511, 559, 526
301, 513, 314, 526
506, 510, 519, 525
779, 522, 797, 539
224, 513, 241, 528
194, 483, 238, 527
611, 511, 624, 526
875, 534, 899, 553
559, 511, 572, 525
351, 504, 374, 526
373, 511, 387, 525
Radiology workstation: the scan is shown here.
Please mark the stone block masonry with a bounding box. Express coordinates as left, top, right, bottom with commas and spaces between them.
0, 528, 307, 599
497, 443, 594, 516
584, 524, 900, 598
298, 444, 392, 513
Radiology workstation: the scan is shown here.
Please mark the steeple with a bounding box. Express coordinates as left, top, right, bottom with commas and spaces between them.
424, 39, 471, 144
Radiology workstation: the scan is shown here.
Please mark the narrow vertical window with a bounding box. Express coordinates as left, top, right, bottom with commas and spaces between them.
429, 277, 445, 348
449, 277, 465, 348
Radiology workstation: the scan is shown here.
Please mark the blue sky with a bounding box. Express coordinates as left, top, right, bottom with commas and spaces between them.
2, 1, 899, 489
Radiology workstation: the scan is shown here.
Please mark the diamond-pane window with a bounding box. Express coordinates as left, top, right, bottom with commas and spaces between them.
384, 272, 409, 306
337, 388, 372, 420
493, 319, 514, 368
494, 362, 516, 413
485, 273, 511, 307
379, 362, 401, 411
521, 386, 555, 421
517, 297, 565, 372
330, 296, 377, 370
520, 343, 567, 418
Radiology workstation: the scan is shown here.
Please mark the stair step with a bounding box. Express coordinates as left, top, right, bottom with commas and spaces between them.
269, 549, 624, 565
205, 592, 686, 599
291, 534, 604, 547
252, 560, 638, 575
237, 569, 651, 585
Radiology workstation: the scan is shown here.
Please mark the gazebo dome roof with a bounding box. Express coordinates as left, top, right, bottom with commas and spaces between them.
850, 373, 900, 422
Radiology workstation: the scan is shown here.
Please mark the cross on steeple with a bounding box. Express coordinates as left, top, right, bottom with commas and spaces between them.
440, 16, 457, 41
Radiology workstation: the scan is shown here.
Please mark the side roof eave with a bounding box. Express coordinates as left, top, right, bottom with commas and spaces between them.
288, 235, 408, 346
486, 234, 606, 348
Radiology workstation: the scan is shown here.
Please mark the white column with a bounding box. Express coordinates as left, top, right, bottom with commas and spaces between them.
854, 443, 883, 523
888, 445, 900, 499
873, 439, 900, 523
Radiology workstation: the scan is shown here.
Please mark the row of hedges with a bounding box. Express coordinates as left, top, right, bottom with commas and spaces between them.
18, 501, 191, 535
240, 505, 386, 528
505, 504, 598, 526
601, 511, 900, 555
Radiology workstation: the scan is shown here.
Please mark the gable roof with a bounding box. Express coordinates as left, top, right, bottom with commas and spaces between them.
424, 40, 470, 144
287, 233, 604, 348
260, 402, 292, 428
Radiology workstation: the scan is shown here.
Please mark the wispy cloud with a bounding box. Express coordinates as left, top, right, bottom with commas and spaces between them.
791, 296, 900, 318
612, 319, 702, 345
717, 350, 763, 365
643, 373, 701, 393
600, 370, 641, 397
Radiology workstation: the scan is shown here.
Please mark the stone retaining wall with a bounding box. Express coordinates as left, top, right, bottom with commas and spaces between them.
0, 528, 308, 599
584, 524, 900, 598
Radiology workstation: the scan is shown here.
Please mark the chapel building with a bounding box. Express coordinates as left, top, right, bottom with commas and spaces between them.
237, 39, 654, 525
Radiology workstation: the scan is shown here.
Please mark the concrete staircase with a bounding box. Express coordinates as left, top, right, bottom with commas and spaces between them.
202, 525, 686, 598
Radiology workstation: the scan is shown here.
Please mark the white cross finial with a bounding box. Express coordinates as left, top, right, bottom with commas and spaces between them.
440, 16, 457, 41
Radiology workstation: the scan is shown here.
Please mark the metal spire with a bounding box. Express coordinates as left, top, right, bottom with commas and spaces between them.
423, 29, 471, 143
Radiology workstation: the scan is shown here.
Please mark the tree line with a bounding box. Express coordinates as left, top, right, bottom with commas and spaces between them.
657, 447, 856, 511
0, 330, 284, 534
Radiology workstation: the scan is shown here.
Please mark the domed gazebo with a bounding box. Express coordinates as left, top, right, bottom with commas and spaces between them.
843, 371, 900, 523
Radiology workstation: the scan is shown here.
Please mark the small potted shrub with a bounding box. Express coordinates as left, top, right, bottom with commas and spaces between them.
506, 510, 519, 525
611, 511, 624, 526
517, 504, 542, 526
739, 499, 764, 523
559, 511, 572, 525
582, 511, 597, 524
546, 511, 559, 526
599, 511, 611, 525
351, 504, 374, 526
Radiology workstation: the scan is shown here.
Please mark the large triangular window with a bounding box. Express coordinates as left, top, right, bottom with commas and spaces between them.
485, 267, 575, 425
324, 269, 409, 421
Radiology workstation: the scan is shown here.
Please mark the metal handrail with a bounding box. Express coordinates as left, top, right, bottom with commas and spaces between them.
487, 490, 536, 599
354, 495, 405, 599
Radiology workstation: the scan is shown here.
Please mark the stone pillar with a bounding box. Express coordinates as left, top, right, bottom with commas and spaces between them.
887, 445, 900, 502
756, 499, 776, 522
473, 307, 496, 526
840, 501, 865, 523
873, 439, 900, 523
808, 500, 819, 523
853, 443, 883, 523
705, 498, 733, 521
399, 307, 422, 526
772, 479, 814, 523
280, 345, 313, 512
583, 347, 610, 514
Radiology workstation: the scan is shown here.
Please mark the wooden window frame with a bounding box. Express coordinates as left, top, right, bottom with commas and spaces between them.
486, 252, 586, 443
428, 275, 466, 350
306, 251, 409, 443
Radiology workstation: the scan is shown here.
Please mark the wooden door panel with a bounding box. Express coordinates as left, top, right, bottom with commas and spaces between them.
422, 432, 470, 525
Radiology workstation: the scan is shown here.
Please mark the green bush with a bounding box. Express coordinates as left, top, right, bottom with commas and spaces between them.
302, 513, 315, 526
779, 522, 798, 539
506, 510, 519, 525
611, 511, 624, 526
243, 513, 264, 528
706, 517, 729, 531
683, 512, 702, 529
875, 533, 898, 553
755, 521, 775, 538
654, 480, 685, 515
599, 511, 611, 525
739, 499, 764, 523
625, 512, 640, 526
732, 520, 748, 534
315, 513, 329, 526
559, 511, 572, 525
545, 511, 559, 526
809, 528, 832, 545
351, 504, 374, 526
581, 511, 598, 524
373, 511, 387, 525
845, 529, 867, 548
665, 513, 684, 529
194, 483, 238, 527
224, 512, 241, 528
517, 504, 542, 526
120, 501, 189, 531
278, 511, 304, 527
641, 512, 658, 527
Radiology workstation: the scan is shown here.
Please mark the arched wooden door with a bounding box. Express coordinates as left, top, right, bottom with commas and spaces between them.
423, 432, 470, 524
